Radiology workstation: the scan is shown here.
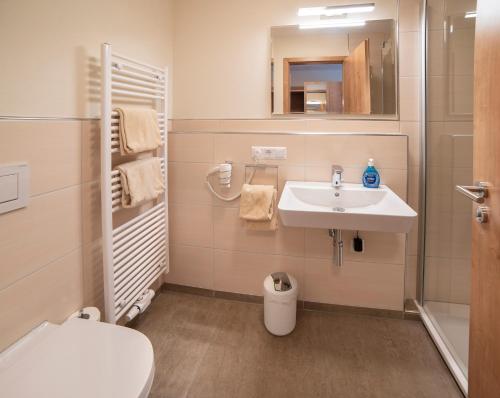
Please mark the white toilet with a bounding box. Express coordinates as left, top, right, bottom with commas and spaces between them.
0, 317, 154, 398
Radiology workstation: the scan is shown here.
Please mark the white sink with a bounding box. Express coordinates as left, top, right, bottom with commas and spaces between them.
278, 181, 417, 233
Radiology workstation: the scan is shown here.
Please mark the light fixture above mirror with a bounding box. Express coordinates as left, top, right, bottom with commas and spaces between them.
299, 19, 366, 29
298, 3, 375, 17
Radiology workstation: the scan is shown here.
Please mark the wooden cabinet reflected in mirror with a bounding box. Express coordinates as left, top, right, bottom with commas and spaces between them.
271, 17, 397, 118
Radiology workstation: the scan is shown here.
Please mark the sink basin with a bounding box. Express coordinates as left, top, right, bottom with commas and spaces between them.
278, 181, 417, 233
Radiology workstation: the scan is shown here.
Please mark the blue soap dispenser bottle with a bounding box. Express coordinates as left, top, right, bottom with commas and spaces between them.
362, 158, 380, 188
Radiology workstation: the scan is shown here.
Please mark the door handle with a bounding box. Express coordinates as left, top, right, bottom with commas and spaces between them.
455, 182, 488, 203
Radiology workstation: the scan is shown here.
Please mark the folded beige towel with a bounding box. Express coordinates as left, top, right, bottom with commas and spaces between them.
246, 210, 278, 231
115, 107, 161, 155
116, 158, 164, 208
239, 184, 277, 231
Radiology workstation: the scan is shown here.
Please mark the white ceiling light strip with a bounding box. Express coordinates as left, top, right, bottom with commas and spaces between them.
298, 3, 375, 17
299, 19, 366, 29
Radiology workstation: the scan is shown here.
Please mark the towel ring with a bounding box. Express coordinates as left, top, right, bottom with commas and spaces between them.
244, 163, 279, 191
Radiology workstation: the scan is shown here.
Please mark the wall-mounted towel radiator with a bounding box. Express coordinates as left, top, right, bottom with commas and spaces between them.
100, 43, 168, 324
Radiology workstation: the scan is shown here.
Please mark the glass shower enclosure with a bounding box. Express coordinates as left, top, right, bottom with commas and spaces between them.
420, 0, 476, 395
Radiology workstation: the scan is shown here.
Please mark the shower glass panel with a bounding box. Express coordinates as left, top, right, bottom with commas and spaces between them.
423, 0, 476, 382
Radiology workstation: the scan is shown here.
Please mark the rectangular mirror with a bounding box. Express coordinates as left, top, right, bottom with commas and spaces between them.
271, 1, 398, 118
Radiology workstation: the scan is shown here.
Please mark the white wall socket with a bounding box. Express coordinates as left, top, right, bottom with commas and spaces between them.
252, 146, 287, 160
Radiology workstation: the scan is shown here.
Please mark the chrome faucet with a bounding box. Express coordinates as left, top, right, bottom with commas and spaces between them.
331, 165, 344, 187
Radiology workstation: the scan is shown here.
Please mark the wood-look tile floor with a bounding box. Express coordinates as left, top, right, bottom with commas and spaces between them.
133, 291, 463, 398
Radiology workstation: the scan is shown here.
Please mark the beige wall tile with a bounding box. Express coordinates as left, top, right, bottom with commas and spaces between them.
166, 245, 213, 289
425, 210, 452, 259
407, 222, 420, 258
449, 76, 473, 116
169, 162, 213, 205
444, 121, 473, 135
427, 0, 445, 30
400, 122, 421, 167
450, 29, 475, 76
275, 165, 305, 195
213, 249, 304, 297
82, 240, 104, 311
426, 122, 452, 166
81, 120, 100, 183
405, 255, 418, 299
399, 0, 421, 32
448, 2, 475, 18
218, 119, 309, 132
424, 256, 452, 302
81, 180, 101, 247
305, 229, 406, 265
426, 167, 453, 208
303, 258, 405, 310
169, 204, 212, 247
213, 206, 304, 257
408, 165, 420, 210
452, 134, 473, 168
428, 165, 472, 217
0, 185, 82, 290
399, 31, 421, 77
168, 133, 214, 162
450, 212, 472, 260
450, 258, 471, 304
0, 121, 82, 196
171, 119, 221, 132
304, 135, 407, 169
0, 249, 84, 351
428, 30, 445, 76
426, 76, 446, 122
377, 168, 408, 199
303, 120, 400, 133
214, 133, 305, 165
400, 77, 420, 121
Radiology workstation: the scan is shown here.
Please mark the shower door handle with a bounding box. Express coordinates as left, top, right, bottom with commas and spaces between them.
455, 182, 489, 203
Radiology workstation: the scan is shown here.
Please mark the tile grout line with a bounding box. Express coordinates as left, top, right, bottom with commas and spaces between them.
29, 182, 83, 200
169, 243, 407, 266
0, 246, 83, 292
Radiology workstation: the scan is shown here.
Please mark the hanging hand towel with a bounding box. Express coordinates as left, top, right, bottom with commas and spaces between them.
239, 184, 278, 231
116, 157, 164, 208
115, 107, 161, 154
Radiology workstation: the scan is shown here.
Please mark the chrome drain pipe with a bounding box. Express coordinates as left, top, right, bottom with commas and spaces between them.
328, 229, 343, 267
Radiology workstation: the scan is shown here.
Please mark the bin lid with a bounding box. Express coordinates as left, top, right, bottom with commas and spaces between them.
271, 272, 292, 292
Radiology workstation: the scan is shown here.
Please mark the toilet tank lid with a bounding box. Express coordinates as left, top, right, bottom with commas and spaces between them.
0, 318, 154, 398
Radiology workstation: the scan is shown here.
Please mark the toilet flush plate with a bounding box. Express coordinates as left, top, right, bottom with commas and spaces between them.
0, 163, 29, 215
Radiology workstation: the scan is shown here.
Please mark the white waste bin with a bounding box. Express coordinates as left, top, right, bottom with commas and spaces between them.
263, 272, 298, 336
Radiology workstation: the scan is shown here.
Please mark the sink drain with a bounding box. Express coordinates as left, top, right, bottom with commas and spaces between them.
332, 207, 345, 212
